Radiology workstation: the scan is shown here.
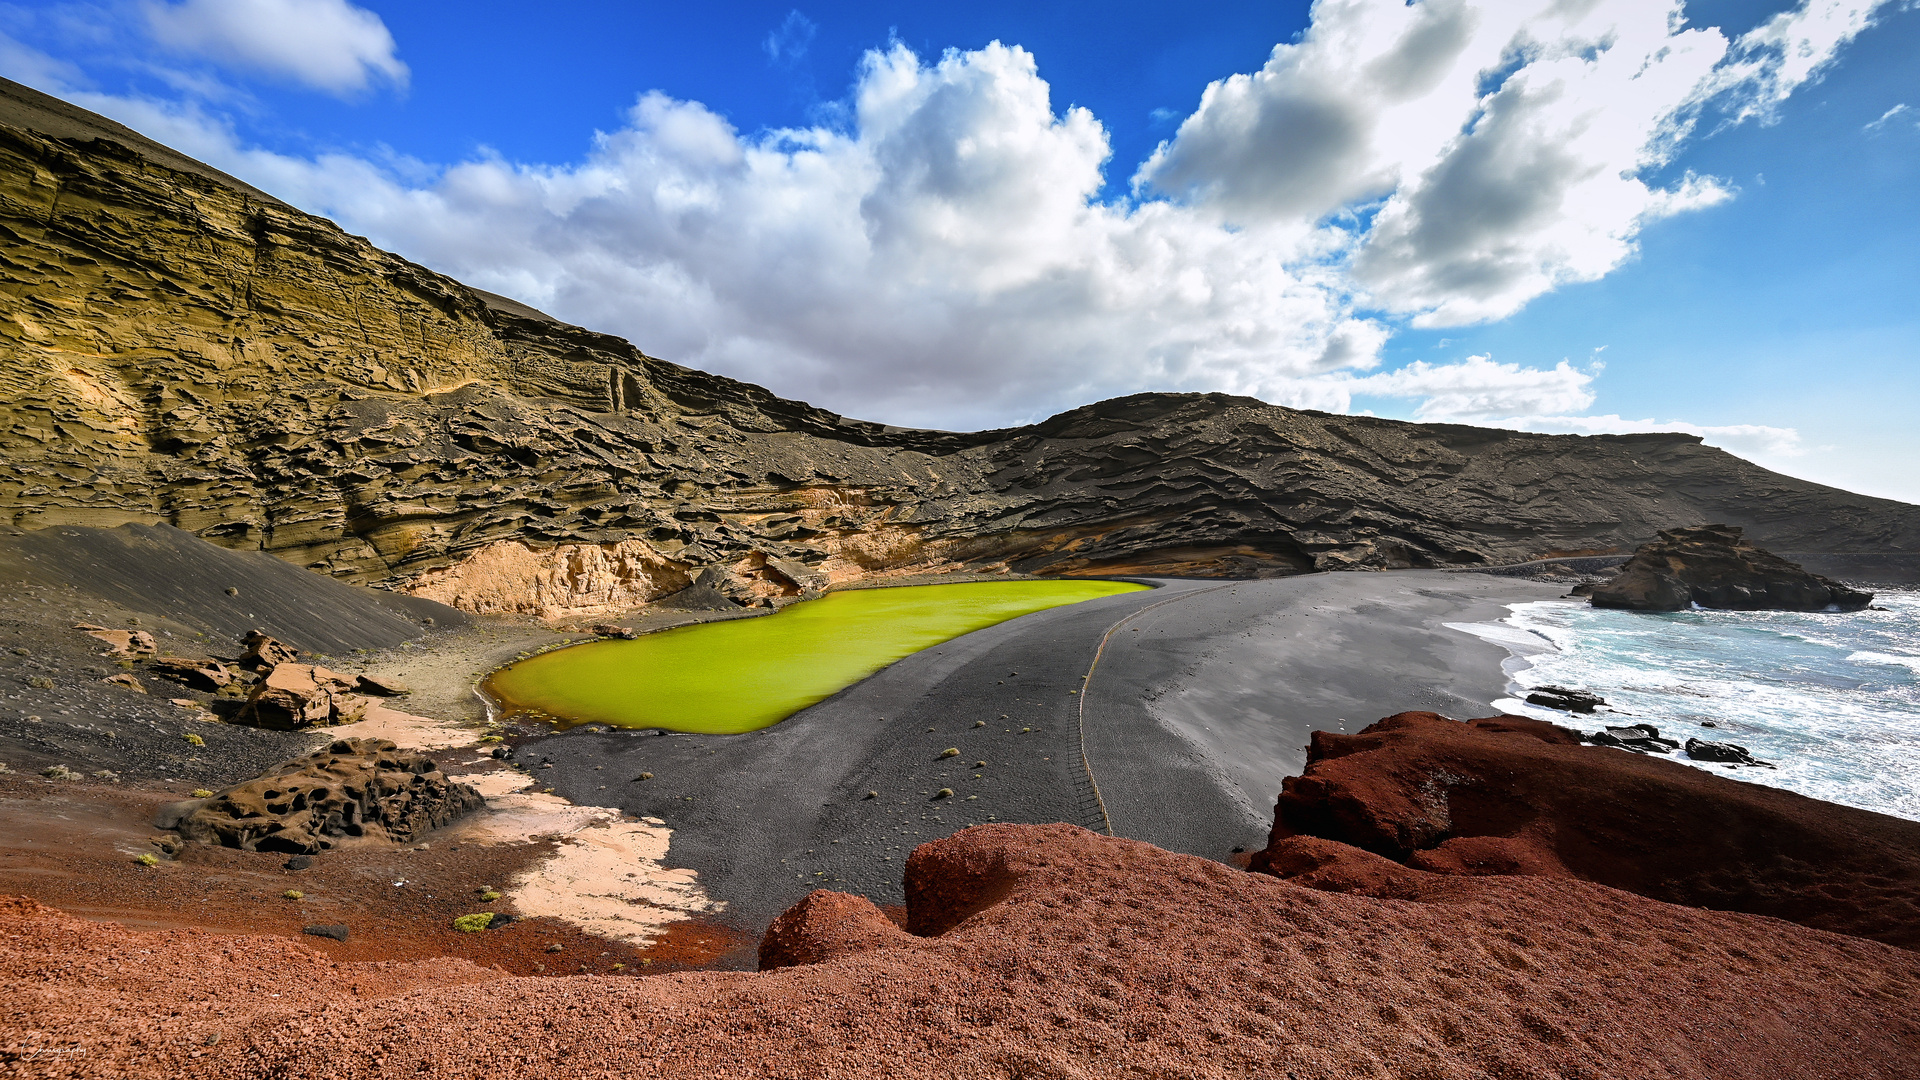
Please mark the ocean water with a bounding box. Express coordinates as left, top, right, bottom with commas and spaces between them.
1451, 589, 1920, 822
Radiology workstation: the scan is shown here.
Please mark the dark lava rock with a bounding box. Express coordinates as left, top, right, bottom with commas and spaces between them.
590, 624, 639, 640
174, 737, 483, 854
284, 855, 313, 870
302, 924, 349, 942
1585, 722, 1680, 754
1253, 711, 1920, 950
1524, 685, 1606, 713
1590, 524, 1874, 612
1685, 737, 1774, 768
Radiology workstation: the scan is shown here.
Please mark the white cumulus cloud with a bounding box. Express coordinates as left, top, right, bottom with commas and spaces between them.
144, 0, 406, 95
1137, 0, 1895, 328
1341, 354, 1598, 422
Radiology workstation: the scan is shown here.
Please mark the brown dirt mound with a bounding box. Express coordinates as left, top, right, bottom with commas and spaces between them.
7, 823, 1920, 1079
1254, 711, 1920, 950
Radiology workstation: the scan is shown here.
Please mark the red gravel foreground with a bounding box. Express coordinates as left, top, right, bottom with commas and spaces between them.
7, 823, 1919, 1080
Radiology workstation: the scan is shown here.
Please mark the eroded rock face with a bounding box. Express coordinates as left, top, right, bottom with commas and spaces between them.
2, 81, 1917, 621
1254, 711, 1920, 950
174, 737, 483, 853
1589, 524, 1874, 612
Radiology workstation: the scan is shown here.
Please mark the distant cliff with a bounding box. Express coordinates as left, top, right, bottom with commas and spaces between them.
2, 77, 1914, 617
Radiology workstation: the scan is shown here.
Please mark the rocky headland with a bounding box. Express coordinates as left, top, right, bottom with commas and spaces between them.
1586, 523, 1875, 611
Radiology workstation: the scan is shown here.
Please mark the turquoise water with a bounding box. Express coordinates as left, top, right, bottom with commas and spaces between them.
1460, 590, 1920, 821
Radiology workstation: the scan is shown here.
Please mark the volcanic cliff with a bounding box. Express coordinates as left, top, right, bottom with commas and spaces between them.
3, 77, 1916, 618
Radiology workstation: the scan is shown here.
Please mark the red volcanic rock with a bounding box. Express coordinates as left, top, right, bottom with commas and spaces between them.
9, 824, 1920, 1079
1255, 711, 1920, 950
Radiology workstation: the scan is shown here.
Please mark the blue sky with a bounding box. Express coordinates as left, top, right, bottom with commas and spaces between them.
2, 1, 1916, 503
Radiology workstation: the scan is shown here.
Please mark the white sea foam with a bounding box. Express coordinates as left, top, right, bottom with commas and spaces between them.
1458, 590, 1920, 822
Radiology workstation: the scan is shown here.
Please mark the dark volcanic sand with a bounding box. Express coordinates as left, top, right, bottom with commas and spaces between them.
7, 823, 1918, 1079
525, 572, 1562, 933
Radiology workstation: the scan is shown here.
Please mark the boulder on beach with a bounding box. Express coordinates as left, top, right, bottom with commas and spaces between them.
1588, 523, 1873, 612
1524, 685, 1606, 713
171, 737, 483, 853
1253, 710, 1920, 950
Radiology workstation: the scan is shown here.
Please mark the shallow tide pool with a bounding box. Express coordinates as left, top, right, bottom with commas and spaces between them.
484, 579, 1150, 734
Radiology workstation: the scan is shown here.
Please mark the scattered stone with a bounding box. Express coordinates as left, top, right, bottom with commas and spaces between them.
104, 673, 146, 693
545, 943, 563, 953
150, 656, 234, 691
973, 720, 986, 727
172, 738, 485, 854
934, 788, 954, 800
864, 790, 878, 799
302, 924, 349, 941
939, 748, 959, 758
1584, 723, 1679, 755
1590, 524, 1873, 612
284, 855, 313, 870
1684, 737, 1775, 768
239, 631, 299, 672
1525, 685, 1606, 713
236, 663, 339, 729
78, 627, 157, 656
590, 624, 638, 640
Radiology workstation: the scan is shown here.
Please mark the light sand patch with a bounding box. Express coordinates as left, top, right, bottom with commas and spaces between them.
446, 780, 718, 944
334, 696, 481, 750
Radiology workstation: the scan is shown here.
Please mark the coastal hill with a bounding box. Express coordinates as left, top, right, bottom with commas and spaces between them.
3, 75, 1916, 619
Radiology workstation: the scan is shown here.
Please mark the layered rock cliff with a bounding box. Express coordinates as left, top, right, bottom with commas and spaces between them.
4, 77, 1916, 618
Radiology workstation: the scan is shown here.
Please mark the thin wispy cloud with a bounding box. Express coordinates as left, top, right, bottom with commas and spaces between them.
1864, 102, 1913, 132
764, 10, 818, 67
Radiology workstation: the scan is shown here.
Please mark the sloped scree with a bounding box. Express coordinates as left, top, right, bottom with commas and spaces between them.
172, 737, 483, 853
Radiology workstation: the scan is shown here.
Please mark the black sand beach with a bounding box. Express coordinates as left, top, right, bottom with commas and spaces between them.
524, 570, 1565, 933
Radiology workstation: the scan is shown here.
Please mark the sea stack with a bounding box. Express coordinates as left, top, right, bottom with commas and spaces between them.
1585, 524, 1873, 612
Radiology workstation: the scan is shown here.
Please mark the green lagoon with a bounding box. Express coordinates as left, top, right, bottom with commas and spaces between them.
483, 579, 1150, 734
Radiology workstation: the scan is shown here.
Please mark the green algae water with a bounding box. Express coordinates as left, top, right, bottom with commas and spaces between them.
484, 579, 1149, 734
